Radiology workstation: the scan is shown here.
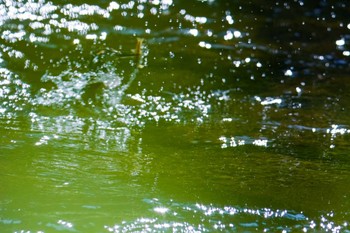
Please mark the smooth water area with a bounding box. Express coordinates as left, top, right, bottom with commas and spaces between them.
1, 0, 350, 232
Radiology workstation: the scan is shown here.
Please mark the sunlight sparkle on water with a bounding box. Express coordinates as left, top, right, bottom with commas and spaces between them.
195, 16, 207, 24
224, 30, 241, 40
252, 139, 268, 147
154, 207, 169, 214
336, 38, 345, 46
219, 136, 268, 148
224, 30, 233, 40
105, 200, 347, 232
260, 97, 282, 105
226, 15, 234, 24
57, 219, 73, 228
86, 34, 98, 40
284, 69, 293, 76
107, 1, 120, 11
296, 87, 302, 94
189, 28, 199, 37
73, 38, 80, 44
199, 41, 212, 49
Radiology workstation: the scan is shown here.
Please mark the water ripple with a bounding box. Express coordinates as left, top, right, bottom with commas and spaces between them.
104, 199, 350, 232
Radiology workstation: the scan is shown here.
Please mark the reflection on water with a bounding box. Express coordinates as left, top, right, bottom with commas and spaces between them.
1, 0, 350, 232
104, 199, 347, 232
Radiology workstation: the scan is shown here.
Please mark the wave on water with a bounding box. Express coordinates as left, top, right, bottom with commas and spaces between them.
103, 199, 349, 233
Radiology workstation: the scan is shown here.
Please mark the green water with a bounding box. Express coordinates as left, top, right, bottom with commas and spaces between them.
1, 0, 350, 232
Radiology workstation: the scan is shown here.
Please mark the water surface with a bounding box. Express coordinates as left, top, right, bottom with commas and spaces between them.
1, 0, 350, 232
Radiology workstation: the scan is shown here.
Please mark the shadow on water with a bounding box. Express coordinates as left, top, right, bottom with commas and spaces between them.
1, 0, 350, 232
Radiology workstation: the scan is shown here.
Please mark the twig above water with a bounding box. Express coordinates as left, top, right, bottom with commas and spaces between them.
96, 38, 145, 58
